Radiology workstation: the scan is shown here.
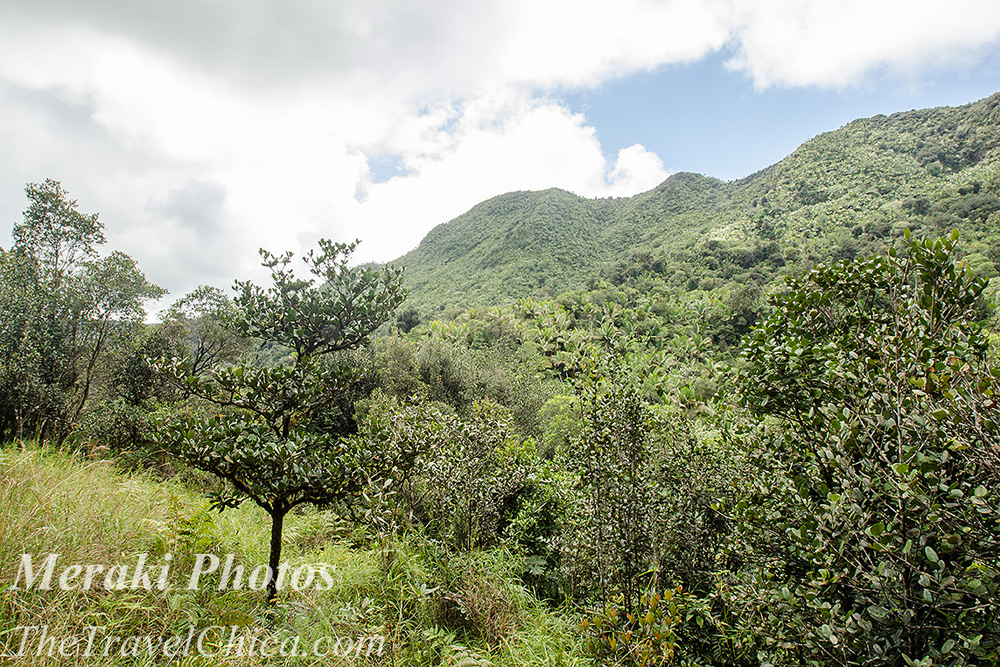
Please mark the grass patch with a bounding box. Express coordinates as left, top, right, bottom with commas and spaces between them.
0, 443, 586, 665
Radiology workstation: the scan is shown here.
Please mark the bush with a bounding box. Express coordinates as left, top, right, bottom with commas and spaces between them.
727, 233, 1000, 666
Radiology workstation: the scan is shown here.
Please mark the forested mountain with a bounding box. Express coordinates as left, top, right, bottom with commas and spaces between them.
397, 92, 1000, 316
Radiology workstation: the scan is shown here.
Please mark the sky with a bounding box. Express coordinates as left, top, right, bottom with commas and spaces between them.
1, 0, 1000, 313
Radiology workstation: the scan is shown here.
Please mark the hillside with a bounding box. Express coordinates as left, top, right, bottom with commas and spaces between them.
393, 188, 621, 315
395, 92, 1000, 316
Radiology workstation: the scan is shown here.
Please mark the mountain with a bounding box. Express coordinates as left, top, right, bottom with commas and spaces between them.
394, 93, 1000, 317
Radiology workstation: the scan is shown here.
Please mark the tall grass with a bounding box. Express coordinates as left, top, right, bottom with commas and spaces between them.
0, 443, 586, 665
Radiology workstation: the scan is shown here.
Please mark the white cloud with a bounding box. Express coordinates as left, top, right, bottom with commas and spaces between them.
350, 91, 671, 262
726, 0, 1000, 88
0, 0, 998, 304
605, 145, 670, 197
498, 0, 732, 87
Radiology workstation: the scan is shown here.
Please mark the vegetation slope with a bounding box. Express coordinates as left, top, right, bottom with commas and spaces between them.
396, 93, 1000, 316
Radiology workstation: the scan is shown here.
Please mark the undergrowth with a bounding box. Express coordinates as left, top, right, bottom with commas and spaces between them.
0, 443, 587, 666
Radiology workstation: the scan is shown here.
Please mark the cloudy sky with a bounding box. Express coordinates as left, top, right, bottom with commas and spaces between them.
2, 0, 1000, 311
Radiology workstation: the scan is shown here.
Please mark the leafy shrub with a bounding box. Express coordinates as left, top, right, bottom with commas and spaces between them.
559, 356, 656, 614
727, 233, 1000, 666
421, 401, 543, 552
579, 586, 729, 667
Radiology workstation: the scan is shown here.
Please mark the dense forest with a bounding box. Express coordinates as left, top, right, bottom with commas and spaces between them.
398, 92, 1000, 319
1, 96, 999, 667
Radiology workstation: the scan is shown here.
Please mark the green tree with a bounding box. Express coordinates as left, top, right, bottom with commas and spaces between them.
395, 307, 421, 334
0, 249, 45, 441
566, 355, 738, 666
154, 239, 406, 603
422, 400, 540, 552
727, 233, 1000, 665
0, 180, 164, 442
159, 285, 249, 377
79, 327, 174, 457
564, 355, 655, 615
68, 251, 166, 428
13, 179, 104, 286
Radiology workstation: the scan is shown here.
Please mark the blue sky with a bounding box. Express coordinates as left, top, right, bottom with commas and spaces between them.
562, 48, 1000, 182
1, 0, 1000, 308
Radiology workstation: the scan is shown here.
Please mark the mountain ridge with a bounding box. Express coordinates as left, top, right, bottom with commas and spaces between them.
393, 92, 1000, 316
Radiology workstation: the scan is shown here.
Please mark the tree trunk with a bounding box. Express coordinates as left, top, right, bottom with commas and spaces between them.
266, 508, 286, 605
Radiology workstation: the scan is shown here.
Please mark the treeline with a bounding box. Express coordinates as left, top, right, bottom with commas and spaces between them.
0, 180, 164, 443
2, 181, 999, 665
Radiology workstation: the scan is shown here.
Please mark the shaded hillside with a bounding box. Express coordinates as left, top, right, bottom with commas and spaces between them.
395, 188, 625, 315
395, 93, 1000, 316
396, 173, 729, 315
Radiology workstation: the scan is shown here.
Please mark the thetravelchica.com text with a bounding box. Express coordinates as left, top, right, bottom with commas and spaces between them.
5, 625, 385, 660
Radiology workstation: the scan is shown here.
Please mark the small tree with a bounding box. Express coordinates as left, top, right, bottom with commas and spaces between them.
154, 239, 405, 603
0, 249, 44, 441
562, 354, 656, 615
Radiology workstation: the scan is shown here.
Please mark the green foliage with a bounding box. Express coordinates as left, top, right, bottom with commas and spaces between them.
560, 357, 657, 614
559, 357, 734, 650
114, 327, 173, 408
232, 238, 405, 361
421, 401, 545, 552
158, 284, 249, 376
76, 398, 155, 464
153, 239, 405, 603
375, 331, 559, 437
0, 180, 164, 443
428, 547, 532, 647
1, 443, 586, 667
395, 93, 1000, 324
538, 395, 582, 460
340, 390, 448, 534
9, 93, 1000, 666
396, 307, 422, 333
645, 405, 731, 597
0, 249, 46, 440
727, 233, 1000, 665
397, 188, 625, 316
12, 178, 105, 283
580, 587, 716, 667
